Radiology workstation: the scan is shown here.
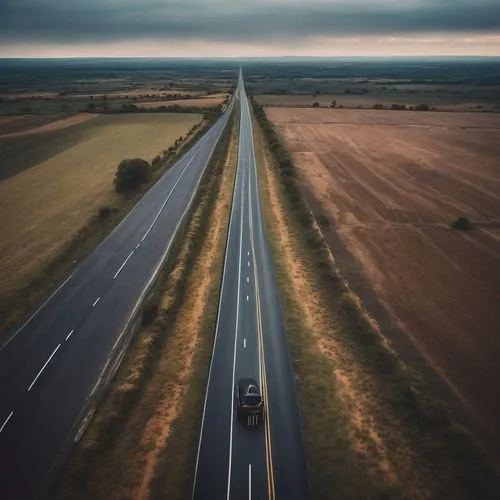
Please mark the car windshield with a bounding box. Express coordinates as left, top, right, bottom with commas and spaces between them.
244, 395, 261, 405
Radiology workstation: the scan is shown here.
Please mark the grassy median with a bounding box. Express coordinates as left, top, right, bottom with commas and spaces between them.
250, 99, 500, 499
51, 110, 239, 500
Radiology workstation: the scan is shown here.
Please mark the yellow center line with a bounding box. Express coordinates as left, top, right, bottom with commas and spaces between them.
248, 167, 276, 500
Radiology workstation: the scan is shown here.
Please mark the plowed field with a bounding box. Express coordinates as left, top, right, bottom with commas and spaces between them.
267, 107, 500, 447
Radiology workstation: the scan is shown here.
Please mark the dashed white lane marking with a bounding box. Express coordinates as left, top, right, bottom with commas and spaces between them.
247, 261, 250, 267
0, 411, 13, 433
248, 463, 252, 500
92, 297, 101, 308
113, 250, 134, 279
246, 295, 249, 301
27, 344, 61, 392
248, 251, 250, 256
246, 277, 249, 283
136, 243, 140, 249
65, 329, 74, 341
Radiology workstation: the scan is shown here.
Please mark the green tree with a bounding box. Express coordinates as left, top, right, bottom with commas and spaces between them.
114, 159, 152, 193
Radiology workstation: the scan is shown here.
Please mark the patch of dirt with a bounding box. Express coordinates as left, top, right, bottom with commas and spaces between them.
0, 113, 99, 137
267, 106, 500, 455
254, 116, 431, 496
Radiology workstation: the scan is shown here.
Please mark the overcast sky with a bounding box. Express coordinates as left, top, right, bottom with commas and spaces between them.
1, 0, 500, 57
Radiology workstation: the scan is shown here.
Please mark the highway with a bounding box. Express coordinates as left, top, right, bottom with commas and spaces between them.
0, 95, 235, 499
193, 73, 309, 499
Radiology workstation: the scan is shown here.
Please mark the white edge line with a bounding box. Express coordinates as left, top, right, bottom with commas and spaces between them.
226, 157, 245, 500
65, 329, 74, 341
113, 250, 134, 279
140, 137, 207, 243
249, 463, 252, 500
0, 411, 14, 433
244, 338, 247, 348
27, 344, 61, 392
0, 272, 74, 353
191, 94, 240, 500
92, 297, 101, 308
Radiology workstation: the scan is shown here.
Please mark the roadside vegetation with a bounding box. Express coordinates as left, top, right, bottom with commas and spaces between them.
0, 111, 223, 339
251, 98, 500, 499
52, 110, 239, 500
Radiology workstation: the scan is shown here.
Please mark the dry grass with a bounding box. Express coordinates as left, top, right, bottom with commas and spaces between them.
0, 113, 201, 303
51, 113, 238, 500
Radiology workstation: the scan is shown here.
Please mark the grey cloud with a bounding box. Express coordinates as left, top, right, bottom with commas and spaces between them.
1, 0, 499, 45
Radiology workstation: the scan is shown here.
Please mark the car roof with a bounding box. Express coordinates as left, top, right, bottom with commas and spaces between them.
237, 378, 260, 392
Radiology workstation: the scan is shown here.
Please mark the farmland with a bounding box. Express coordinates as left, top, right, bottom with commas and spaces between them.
267, 106, 500, 451
0, 113, 201, 301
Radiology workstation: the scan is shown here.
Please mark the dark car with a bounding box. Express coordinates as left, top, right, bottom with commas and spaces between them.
235, 378, 264, 426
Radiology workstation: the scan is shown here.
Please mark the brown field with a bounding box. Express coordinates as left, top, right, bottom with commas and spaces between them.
0, 113, 201, 299
0, 113, 98, 137
140, 94, 227, 109
256, 93, 499, 111
267, 107, 500, 448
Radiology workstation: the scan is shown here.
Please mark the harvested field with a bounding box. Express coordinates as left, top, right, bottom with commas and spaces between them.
140, 95, 227, 109
267, 107, 500, 452
0, 113, 98, 137
0, 113, 201, 301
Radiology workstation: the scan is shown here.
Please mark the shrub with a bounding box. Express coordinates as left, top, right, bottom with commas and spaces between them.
98, 206, 112, 219
452, 217, 472, 230
114, 158, 152, 193
316, 214, 330, 227
415, 103, 430, 111
312, 102, 320, 108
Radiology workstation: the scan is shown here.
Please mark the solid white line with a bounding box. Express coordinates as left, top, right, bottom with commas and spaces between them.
92, 297, 101, 308
113, 250, 134, 279
65, 329, 74, 341
27, 344, 61, 392
0, 271, 74, 353
249, 464, 252, 500
244, 338, 247, 348
141, 147, 202, 242
191, 101, 238, 498
0, 411, 13, 433
226, 163, 245, 500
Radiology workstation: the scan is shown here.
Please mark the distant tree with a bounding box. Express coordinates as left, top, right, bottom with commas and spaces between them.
114, 159, 152, 193
330, 100, 337, 108
451, 217, 472, 230
414, 104, 429, 111
312, 102, 320, 108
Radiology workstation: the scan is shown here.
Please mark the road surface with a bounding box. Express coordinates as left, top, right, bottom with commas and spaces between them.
193, 73, 309, 499
0, 96, 235, 500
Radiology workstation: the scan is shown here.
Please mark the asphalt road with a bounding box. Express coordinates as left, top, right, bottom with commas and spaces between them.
193, 73, 309, 500
0, 96, 235, 500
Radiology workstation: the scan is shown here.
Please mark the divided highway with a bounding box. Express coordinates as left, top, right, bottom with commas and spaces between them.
193, 73, 309, 499
0, 95, 235, 499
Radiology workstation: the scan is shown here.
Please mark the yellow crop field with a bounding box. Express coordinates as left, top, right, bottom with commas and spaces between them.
0, 113, 201, 298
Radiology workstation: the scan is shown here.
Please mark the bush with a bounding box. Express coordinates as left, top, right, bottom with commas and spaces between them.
114, 158, 152, 193
415, 104, 430, 111
98, 206, 112, 219
452, 217, 472, 230
316, 214, 330, 227
312, 102, 320, 108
